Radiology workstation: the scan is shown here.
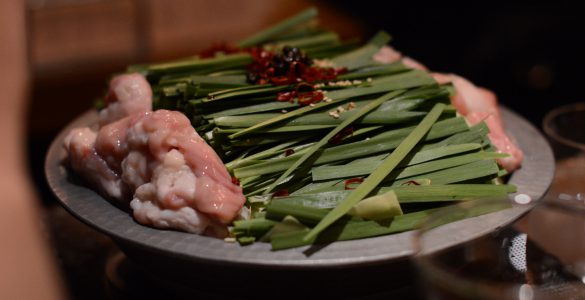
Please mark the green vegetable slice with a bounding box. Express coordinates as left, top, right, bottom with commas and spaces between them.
263, 89, 406, 194
303, 103, 446, 242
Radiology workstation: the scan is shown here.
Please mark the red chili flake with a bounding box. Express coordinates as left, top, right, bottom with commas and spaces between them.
276, 91, 297, 102
231, 176, 241, 186
295, 82, 322, 106
271, 76, 293, 85
248, 47, 273, 61
245, 46, 345, 86
297, 91, 324, 106
284, 149, 295, 156
329, 126, 354, 144
273, 190, 289, 197
257, 78, 270, 85
303, 67, 347, 83
199, 42, 240, 58
401, 180, 421, 186
275, 83, 324, 106
344, 177, 364, 190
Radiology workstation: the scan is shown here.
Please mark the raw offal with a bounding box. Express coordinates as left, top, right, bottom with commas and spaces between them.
65, 73, 246, 236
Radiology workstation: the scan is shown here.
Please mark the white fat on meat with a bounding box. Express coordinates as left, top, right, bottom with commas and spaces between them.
432, 73, 524, 172
64, 127, 129, 199
122, 110, 245, 234
64, 72, 153, 200
130, 149, 211, 234
129, 148, 234, 237
121, 151, 150, 191
66, 73, 245, 235
373, 46, 428, 71
130, 196, 210, 235
98, 73, 153, 126
66, 109, 246, 236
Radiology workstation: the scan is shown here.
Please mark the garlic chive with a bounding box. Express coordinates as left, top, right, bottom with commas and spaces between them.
349, 191, 403, 221
303, 103, 446, 242
263, 90, 406, 194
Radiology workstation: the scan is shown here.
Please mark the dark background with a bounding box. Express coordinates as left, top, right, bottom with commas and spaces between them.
333, 2, 585, 125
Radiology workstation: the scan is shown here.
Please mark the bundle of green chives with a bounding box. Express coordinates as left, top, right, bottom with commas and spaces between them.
122, 7, 517, 250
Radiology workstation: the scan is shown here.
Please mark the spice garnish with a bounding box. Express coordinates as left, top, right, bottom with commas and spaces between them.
344, 177, 365, 190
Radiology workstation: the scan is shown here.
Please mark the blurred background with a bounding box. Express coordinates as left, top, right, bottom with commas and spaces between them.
21, 0, 584, 298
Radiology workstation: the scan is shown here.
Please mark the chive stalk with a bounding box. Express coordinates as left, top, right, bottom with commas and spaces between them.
272, 184, 517, 209
238, 8, 319, 48
349, 191, 403, 221
263, 90, 405, 194
303, 103, 446, 242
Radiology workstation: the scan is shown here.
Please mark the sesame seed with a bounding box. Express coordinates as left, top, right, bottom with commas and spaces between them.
328, 111, 340, 118
313, 59, 334, 68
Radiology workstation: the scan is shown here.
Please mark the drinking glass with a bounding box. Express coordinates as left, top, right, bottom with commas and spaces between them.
542, 102, 585, 200
413, 198, 585, 300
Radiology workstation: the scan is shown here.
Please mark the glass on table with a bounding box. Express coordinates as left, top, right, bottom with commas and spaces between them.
543, 102, 585, 201
412, 198, 585, 300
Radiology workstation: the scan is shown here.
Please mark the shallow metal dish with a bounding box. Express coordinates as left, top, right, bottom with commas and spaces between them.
45, 107, 554, 269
